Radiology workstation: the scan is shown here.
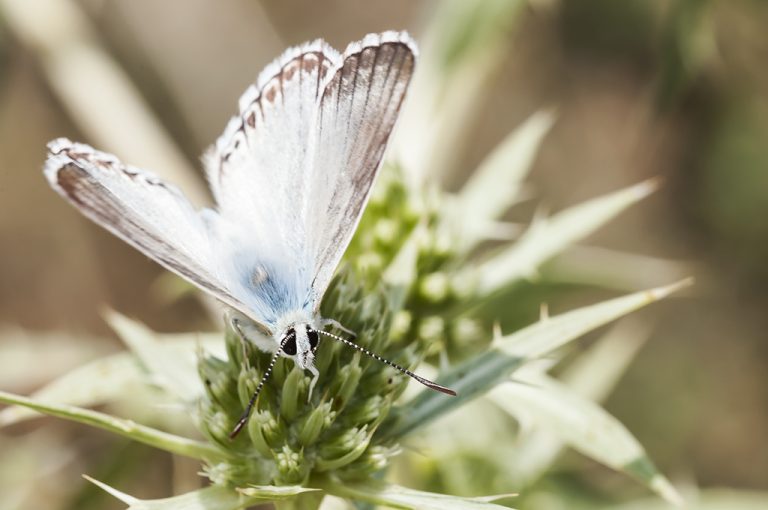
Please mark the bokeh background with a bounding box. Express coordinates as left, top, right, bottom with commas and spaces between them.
1, 0, 767, 508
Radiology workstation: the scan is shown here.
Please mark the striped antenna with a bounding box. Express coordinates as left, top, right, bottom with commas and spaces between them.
229, 332, 295, 439
316, 330, 457, 396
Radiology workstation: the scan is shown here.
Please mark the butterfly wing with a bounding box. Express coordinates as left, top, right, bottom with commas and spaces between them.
306, 32, 417, 309
204, 41, 343, 320
46, 34, 416, 329
44, 138, 267, 328
205, 42, 341, 267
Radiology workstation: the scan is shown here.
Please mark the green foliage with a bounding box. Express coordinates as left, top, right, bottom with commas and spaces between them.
0, 1, 715, 508
0, 162, 688, 508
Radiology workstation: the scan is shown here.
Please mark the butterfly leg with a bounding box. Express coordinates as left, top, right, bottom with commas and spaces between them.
230, 316, 251, 367
229, 310, 277, 353
319, 318, 357, 339
307, 364, 319, 403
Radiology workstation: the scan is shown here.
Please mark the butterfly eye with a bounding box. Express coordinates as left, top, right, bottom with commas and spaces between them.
308, 330, 319, 350
281, 329, 297, 355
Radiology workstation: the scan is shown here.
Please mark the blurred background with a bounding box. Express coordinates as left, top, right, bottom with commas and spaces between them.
1, 0, 767, 508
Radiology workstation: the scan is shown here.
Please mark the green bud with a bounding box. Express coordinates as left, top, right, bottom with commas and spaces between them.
204, 462, 232, 486
280, 366, 304, 422
203, 458, 271, 488
199, 356, 240, 411
356, 252, 385, 274
419, 272, 450, 302
345, 395, 389, 425
223, 329, 246, 366
374, 218, 398, 245
322, 426, 367, 457
367, 367, 408, 395
235, 366, 259, 407
275, 445, 309, 485
432, 229, 453, 260
317, 426, 371, 471
271, 356, 290, 384
261, 410, 286, 446
246, 409, 286, 457
196, 259, 434, 486
342, 445, 399, 477
451, 317, 484, 342
324, 404, 338, 429
203, 409, 232, 447
451, 270, 478, 299
418, 316, 445, 343
389, 310, 412, 343
330, 356, 363, 410
245, 413, 275, 458
298, 401, 333, 446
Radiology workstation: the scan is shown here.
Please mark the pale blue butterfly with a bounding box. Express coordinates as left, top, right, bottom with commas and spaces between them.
44, 31, 455, 437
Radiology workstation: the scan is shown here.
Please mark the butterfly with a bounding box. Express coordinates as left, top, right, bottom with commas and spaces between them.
44, 31, 455, 437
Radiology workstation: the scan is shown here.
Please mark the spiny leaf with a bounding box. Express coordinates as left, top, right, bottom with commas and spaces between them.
0, 352, 140, 426
497, 279, 689, 360
0, 390, 224, 461
503, 318, 652, 487
105, 310, 223, 402
391, 0, 526, 186
0, 328, 114, 396
468, 179, 660, 295
84, 476, 314, 509
320, 478, 517, 510
559, 317, 652, 402
454, 109, 555, 249
1, 321, 223, 426
489, 377, 682, 506
604, 488, 768, 510
544, 244, 693, 292
238, 485, 320, 499
381, 279, 690, 440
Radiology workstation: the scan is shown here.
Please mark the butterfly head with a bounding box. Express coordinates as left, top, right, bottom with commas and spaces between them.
279, 323, 319, 370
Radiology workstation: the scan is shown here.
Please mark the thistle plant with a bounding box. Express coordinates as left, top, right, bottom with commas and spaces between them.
0, 160, 690, 510
0, 3, 699, 510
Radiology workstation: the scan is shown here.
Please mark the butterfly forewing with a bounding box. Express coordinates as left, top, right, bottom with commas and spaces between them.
306, 32, 417, 307
44, 139, 258, 324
